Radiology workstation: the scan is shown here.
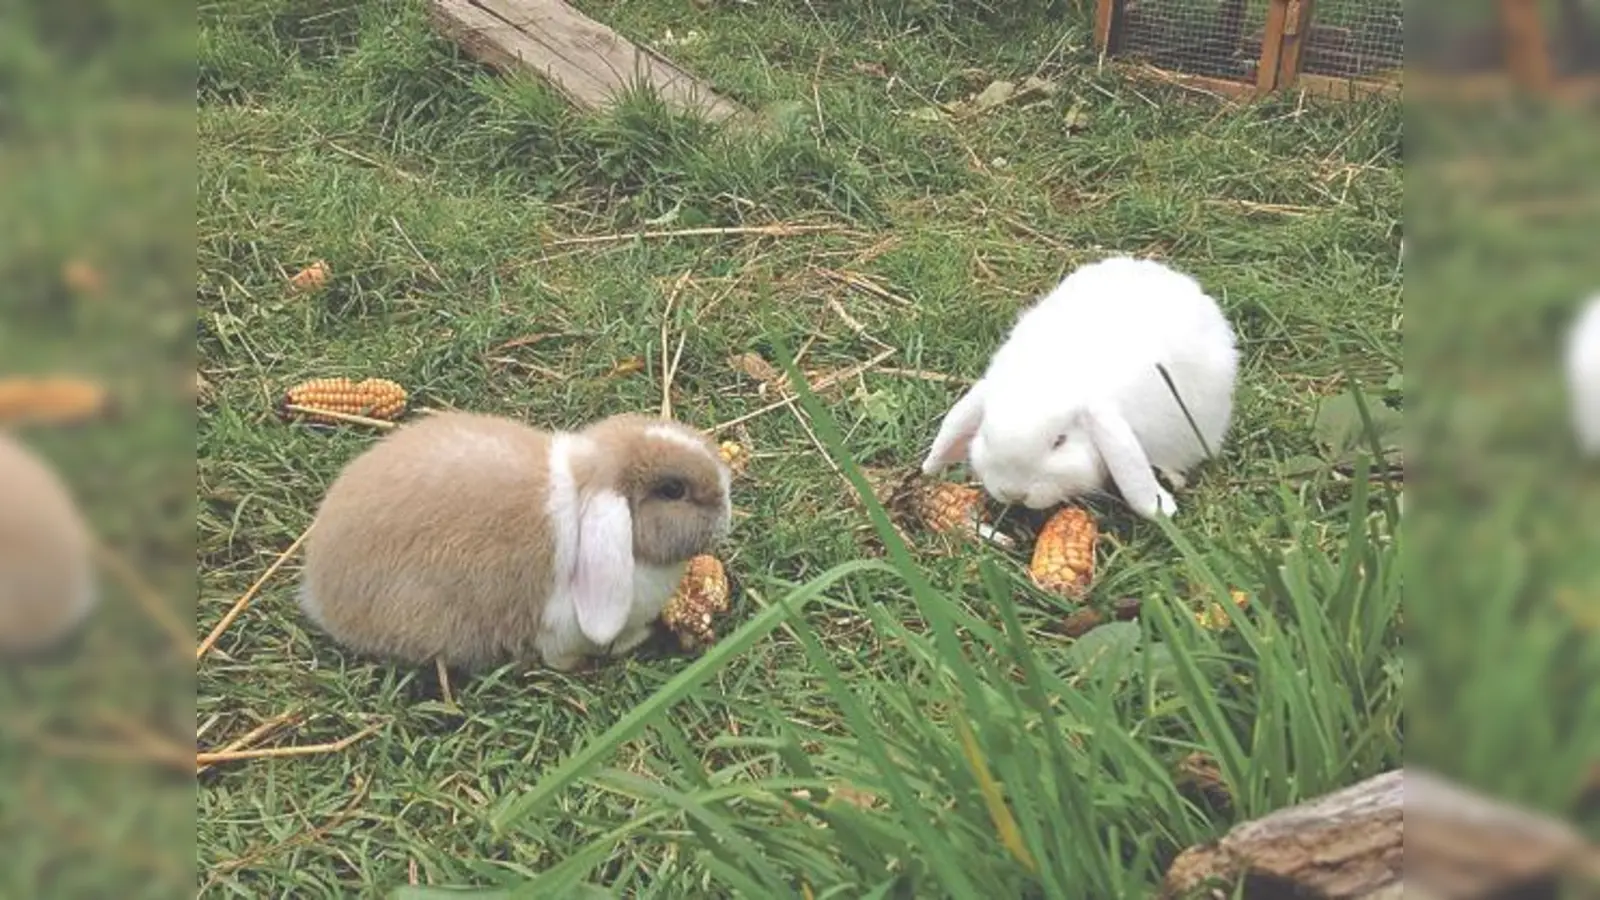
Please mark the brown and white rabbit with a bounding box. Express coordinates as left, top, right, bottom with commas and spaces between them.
0, 433, 98, 655
297, 410, 732, 672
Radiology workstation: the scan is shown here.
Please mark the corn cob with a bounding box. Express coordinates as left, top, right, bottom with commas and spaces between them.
289, 260, 331, 293
0, 377, 112, 426
281, 377, 407, 425
1029, 506, 1098, 598
660, 555, 731, 651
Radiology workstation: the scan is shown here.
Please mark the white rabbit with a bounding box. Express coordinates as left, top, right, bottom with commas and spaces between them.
298, 411, 732, 672
1567, 291, 1600, 456
921, 255, 1240, 520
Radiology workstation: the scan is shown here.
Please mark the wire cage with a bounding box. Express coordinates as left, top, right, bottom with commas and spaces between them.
1093, 0, 1403, 100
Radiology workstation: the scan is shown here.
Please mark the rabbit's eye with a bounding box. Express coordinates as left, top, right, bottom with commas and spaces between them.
1050, 434, 1066, 450
653, 478, 688, 501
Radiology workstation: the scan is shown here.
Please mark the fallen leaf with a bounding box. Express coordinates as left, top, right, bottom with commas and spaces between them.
607, 357, 646, 378
1312, 389, 1402, 460
728, 352, 782, 386
1062, 99, 1092, 133
1017, 75, 1061, 99
906, 105, 948, 122
972, 79, 1017, 111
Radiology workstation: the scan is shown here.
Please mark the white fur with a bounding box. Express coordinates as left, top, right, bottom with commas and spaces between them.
922, 256, 1239, 520
539, 433, 601, 669
539, 433, 688, 669
1568, 292, 1600, 456
647, 424, 716, 459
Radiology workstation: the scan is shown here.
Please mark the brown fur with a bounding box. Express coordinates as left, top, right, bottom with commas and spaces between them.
0, 433, 97, 655
298, 410, 730, 671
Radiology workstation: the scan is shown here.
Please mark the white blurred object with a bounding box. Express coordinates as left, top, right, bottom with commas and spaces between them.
0, 433, 98, 654
1568, 292, 1600, 457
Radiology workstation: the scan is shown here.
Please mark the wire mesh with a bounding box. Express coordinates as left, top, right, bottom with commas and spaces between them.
1110, 0, 1403, 84
1302, 0, 1403, 79
1116, 0, 1271, 80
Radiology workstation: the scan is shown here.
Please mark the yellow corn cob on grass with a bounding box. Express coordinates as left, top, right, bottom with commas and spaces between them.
1029, 506, 1098, 598
661, 555, 731, 651
0, 377, 112, 426
282, 377, 408, 425
717, 440, 750, 477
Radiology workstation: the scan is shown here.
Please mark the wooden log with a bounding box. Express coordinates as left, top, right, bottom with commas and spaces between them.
1161, 768, 1600, 898
428, 0, 747, 124
1162, 768, 1401, 898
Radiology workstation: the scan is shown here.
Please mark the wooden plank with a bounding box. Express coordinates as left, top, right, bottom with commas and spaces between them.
428, 0, 747, 123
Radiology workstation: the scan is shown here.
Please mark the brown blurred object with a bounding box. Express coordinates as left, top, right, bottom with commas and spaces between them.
288, 260, 331, 293
660, 555, 731, 651
1163, 769, 1600, 899
61, 259, 105, 296
0, 433, 99, 655
1174, 751, 1232, 812
1029, 507, 1098, 598
1061, 596, 1143, 637
0, 376, 113, 426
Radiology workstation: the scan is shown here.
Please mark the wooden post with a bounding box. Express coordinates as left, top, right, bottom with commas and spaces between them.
1256, 0, 1315, 95
1093, 0, 1123, 56
1500, 0, 1554, 93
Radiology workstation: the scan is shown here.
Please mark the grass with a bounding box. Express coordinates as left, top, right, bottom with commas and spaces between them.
198, 0, 1405, 895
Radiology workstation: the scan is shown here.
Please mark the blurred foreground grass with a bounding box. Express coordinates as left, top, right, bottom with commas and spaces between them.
1, 1, 195, 896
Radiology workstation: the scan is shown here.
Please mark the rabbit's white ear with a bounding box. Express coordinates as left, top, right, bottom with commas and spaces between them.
570, 490, 636, 646
921, 380, 989, 475
1083, 403, 1175, 520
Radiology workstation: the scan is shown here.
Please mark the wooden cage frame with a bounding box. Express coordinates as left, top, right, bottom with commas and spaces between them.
1093, 0, 1400, 100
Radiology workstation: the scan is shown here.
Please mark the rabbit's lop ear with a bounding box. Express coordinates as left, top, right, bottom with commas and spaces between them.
570, 491, 636, 646
921, 380, 989, 475
1083, 402, 1175, 520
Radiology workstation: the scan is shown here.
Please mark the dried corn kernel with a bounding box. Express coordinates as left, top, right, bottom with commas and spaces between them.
717, 440, 751, 477
1029, 506, 1098, 597
281, 377, 408, 425
661, 555, 731, 651
0, 377, 112, 426
289, 260, 330, 293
